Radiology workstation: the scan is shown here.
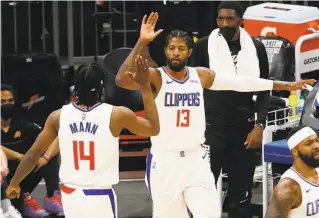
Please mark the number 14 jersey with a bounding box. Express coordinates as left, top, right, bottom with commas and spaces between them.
58, 103, 119, 188
151, 67, 205, 154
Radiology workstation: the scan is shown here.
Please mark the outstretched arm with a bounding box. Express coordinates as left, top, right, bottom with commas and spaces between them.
113, 87, 159, 136
41, 137, 60, 161
1, 146, 23, 161
141, 44, 158, 68
265, 178, 301, 218
116, 12, 162, 90
112, 56, 160, 137
8, 110, 60, 186
197, 67, 316, 92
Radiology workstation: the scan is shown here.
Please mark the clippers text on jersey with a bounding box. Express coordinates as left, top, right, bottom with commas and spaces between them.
164, 92, 200, 107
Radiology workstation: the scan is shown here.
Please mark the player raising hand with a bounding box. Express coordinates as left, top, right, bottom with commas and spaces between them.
6, 57, 159, 218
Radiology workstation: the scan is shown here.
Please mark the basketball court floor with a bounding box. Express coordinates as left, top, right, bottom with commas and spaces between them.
30, 180, 263, 218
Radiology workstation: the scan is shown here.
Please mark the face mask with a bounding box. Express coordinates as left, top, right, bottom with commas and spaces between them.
1, 104, 15, 120
219, 26, 237, 41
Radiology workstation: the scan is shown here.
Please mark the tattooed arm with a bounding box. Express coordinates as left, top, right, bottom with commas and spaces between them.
265, 178, 302, 218
141, 44, 158, 68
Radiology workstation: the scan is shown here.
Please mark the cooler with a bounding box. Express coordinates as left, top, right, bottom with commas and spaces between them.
264, 139, 293, 165
244, 3, 319, 75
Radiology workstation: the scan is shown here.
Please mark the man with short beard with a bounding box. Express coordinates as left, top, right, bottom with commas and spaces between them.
265, 125, 319, 218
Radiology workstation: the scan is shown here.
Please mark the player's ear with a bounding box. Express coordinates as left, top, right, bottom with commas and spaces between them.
188, 49, 193, 57
291, 147, 298, 157
239, 18, 244, 27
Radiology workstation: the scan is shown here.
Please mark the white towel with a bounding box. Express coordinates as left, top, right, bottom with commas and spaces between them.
208, 27, 260, 77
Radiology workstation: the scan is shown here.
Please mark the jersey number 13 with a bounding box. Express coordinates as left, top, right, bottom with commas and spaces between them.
176, 109, 190, 127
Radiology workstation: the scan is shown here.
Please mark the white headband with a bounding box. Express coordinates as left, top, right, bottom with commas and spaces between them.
287, 126, 317, 150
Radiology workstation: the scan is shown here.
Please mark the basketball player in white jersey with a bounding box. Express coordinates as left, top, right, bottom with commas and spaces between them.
265, 125, 319, 218
5, 58, 160, 218
116, 12, 315, 218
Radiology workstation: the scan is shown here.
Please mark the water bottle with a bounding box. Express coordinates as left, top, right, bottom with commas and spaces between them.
288, 91, 298, 120
298, 96, 305, 118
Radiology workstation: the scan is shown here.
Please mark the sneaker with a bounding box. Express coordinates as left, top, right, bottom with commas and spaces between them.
43, 190, 64, 216
3, 205, 23, 218
23, 193, 49, 218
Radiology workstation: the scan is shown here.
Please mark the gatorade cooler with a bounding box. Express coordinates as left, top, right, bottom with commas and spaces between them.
244, 3, 319, 75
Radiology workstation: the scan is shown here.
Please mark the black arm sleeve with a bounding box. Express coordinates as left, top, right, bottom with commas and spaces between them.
254, 39, 271, 126
189, 36, 209, 68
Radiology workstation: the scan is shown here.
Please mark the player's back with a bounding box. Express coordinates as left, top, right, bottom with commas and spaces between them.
58, 102, 119, 189
151, 67, 206, 154
280, 167, 319, 218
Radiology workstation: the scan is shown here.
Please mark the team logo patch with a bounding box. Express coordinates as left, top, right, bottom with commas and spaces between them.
180, 151, 185, 157
14, 131, 21, 138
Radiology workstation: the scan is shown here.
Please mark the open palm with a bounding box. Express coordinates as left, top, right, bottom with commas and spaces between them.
140, 12, 163, 43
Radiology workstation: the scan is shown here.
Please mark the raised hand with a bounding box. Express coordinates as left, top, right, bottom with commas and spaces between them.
139, 12, 163, 43
134, 55, 150, 88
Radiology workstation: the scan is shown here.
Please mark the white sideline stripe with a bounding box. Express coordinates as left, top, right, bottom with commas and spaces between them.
38, 178, 145, 185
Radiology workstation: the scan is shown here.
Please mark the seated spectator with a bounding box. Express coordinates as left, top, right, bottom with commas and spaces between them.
1, 84, 63, 218
1, 147, 22, 218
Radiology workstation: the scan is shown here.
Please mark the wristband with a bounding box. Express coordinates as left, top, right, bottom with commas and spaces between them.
41, 156, 49, 162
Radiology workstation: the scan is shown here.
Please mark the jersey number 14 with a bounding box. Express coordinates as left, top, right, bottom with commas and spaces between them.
176, 109, 190, 127
73, 141, 95, 170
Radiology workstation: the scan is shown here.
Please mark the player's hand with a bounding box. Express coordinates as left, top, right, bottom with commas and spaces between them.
139, 12, 163, 43
134, 55, 150, 88
34, 157, 48, 172
1, 147, 9, 184
6, 183, 21, 199
245, 126, 263, 149
274, 79, 316, 91
1, 167, 9, 185
285, 79, 316, 91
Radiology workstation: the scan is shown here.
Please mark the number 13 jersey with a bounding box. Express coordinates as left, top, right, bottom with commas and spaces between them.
58, 103, 119, 188
151, 67, 206, 154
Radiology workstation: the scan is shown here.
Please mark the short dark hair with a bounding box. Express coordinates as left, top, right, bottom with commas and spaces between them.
287, 124, 315, 140
75, 63, 104, 107
217, 1, 244, 18
164, 30, 194, 49
1, 83, 16, 99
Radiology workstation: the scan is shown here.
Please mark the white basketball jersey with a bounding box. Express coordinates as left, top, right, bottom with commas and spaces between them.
280, 167, 319, 218
150, 67, 205, 154
58, 103, 119, 188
